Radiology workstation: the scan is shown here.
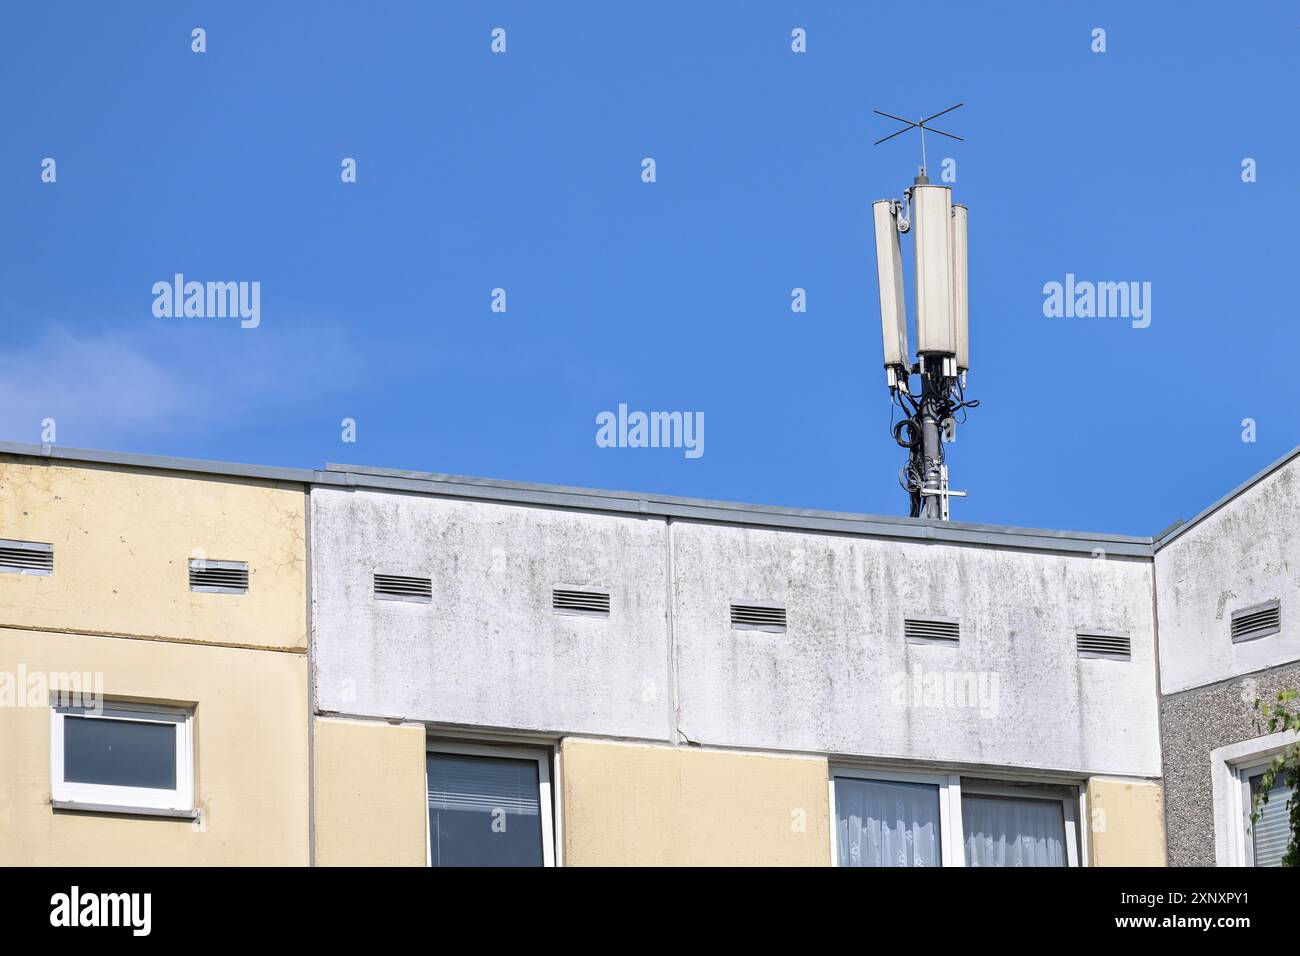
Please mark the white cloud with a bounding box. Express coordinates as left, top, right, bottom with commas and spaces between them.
0, 323, 371, 448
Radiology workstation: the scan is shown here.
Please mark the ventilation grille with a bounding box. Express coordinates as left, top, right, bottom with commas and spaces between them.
189, 559, 248, 594
0, 539, 53, 576
905, 617, 960, 645
1232, 602, 1281, 643
374, 573, 432, 603
1076, 631, 1131, 661
552, 588, 610, 617
730, 604, 787, 632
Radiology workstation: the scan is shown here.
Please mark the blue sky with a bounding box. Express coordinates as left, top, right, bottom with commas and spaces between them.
2, 1, 1297, 535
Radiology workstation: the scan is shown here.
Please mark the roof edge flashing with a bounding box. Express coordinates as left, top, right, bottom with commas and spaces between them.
0, 441, 1152, 556
1152, 443, 1300, 552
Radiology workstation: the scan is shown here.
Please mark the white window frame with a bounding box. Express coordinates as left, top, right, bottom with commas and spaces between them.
424, 740, 556, 868
1237, 760, 1273, 868
829, 768, 1084, 867
50, 702, 194, 815
1211, 730, 1300, 866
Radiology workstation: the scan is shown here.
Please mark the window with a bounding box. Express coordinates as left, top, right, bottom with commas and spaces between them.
959, 782, 1079, 867
962, 793, 1068, 867
832, 772, 945, 866
830, 770, 1081, 867
1242, 764, 1295, 867
51, 702, 194, 814
425, 742, 555, 867
1209, 732, 1299, 865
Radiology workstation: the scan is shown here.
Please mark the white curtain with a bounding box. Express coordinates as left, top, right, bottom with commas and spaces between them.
962, 794, 1066, 867
835, 777, 941, 867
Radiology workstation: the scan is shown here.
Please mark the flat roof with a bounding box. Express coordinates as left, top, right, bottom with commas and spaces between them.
319, 460, 1154, 556
0, 439, 1182, 559
8, 438, 1294, 556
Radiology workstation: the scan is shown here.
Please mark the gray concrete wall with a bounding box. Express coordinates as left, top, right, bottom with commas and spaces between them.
1154, 455, 1300, 695
312, 485, 1162, 778
1159, 662, 1300, 866
671, 521, 1161, 777
311, 487, 673, 740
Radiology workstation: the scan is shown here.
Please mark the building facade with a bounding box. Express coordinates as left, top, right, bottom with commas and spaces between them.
0, 447, 310, 865
1153, 449, 1300, 867
309, 466, 1163, 866
1, 441, 1296, 866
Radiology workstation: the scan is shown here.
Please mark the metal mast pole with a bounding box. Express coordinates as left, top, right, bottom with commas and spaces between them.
918, 361, 944, 519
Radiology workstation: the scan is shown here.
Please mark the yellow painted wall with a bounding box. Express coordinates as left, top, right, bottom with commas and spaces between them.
562, 738, 831, 866
0, 627, 308, 865
313, 718, 428, 866
1086, 776, 1167, 866
0, 456, 306, 651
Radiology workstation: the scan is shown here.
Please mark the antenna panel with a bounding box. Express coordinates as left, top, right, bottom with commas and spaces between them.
872, 200, 909, 370
913, 185, 954, 355
950, 203, 969, 371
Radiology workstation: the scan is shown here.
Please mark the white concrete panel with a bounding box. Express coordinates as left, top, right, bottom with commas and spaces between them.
1155, 456, 1300, 694
310, 485, 1162, 778
670, 522, 1161, 777
311, 487, 672, 739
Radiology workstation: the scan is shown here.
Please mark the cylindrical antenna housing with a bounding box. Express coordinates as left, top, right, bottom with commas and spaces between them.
912, 184, 954, 356
872, 200, 909, 376
950, 203, 969, 371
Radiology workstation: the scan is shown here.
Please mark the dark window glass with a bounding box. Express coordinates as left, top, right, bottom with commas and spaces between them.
427, 752, 544, 867
64, 716, 177, 790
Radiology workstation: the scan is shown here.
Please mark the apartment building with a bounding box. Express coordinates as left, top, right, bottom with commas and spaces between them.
1153, 448, 1300, 867
0, 447, 310, 864
309, 463, 1164, 866
1, 441, 1295, 866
